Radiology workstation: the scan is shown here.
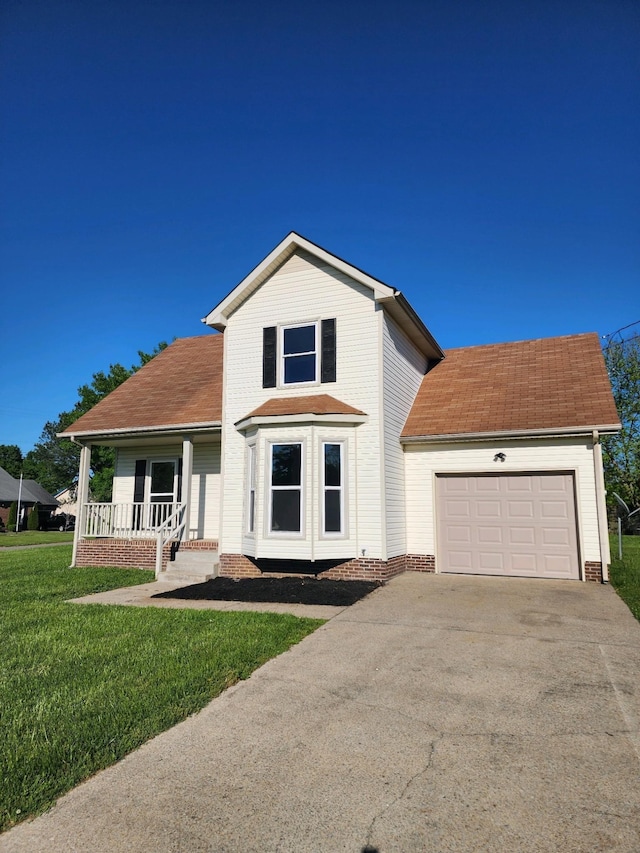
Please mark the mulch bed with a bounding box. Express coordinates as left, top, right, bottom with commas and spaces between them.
152, 576, 381, 606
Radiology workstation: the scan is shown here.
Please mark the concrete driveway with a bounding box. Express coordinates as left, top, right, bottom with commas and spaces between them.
3, 572, 640, 852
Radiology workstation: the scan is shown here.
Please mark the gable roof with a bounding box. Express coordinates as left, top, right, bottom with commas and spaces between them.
0, 467, 58, 505
22, 480, 60, 506
202, 232, 444, 360
402, 333, 620, 440
60, 335, 223, 440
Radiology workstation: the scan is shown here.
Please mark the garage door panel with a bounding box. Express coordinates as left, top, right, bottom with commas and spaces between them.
447, 526, 472, 543
477, 501, 501, 518
479, 552, 504, 571
477, 526, 503, 543
437, 473, 579, 580
541, 527, 570, 546
507, 501, 534, 518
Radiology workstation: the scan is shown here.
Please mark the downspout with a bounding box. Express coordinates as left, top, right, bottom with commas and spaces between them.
592, 429, 610, 582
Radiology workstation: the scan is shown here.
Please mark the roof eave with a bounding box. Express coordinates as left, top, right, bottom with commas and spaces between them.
235, 412, 368, 431
202, 231, 397, 329
377, 292, 445, 361
400, 424, 622, 444
59, 421, 222, 443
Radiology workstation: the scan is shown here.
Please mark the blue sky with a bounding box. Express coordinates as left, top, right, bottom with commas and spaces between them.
1, 0, 638, 454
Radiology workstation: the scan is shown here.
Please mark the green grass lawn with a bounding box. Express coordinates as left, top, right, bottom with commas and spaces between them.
0, 546, 323, 832
609, 534, 640, 621
0, 531, 74, 547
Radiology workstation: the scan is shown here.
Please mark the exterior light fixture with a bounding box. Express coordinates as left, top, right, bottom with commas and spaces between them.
494, 453, 506, 462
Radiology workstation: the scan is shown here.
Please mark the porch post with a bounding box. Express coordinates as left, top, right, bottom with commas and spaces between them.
182, 436, 194, 540
71, 442, 92, 567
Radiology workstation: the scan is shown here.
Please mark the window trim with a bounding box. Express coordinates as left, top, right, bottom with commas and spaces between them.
321, 441, 346, 538
246, 443, 257, 535
280, 322, 319, 386
267, 441, 305, 537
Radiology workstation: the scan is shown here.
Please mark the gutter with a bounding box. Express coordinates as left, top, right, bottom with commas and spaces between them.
59, 421, 222, 441
400, 424, 622, 444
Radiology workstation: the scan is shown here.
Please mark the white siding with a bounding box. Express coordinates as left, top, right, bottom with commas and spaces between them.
381, 314, 428, 557
220, 249, 384, 560
113, 440, 221, 539
404, 437, 602, 568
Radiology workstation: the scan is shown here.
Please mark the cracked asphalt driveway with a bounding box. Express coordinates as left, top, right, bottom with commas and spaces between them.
4, 572, 640, 852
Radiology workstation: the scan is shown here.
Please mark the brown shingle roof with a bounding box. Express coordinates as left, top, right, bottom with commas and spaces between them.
243, 394, 366, 420
61, 335, 223, 436
402, 333, 620, 438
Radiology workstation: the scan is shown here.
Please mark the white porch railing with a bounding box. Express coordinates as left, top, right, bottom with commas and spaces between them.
83, 502, 184, 539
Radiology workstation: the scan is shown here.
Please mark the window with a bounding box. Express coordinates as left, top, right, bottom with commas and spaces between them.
270, 443, 303, 533
281, 323, 317, 384
263, 320, 336, 388
322, 443, 343, 535
247, 444, 256, 534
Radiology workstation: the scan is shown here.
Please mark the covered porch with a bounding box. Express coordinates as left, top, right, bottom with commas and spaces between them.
71, 431, 221, 577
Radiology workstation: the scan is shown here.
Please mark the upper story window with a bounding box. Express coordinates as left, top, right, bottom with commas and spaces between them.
263, 319, 336, 389
282, 323, 317, 384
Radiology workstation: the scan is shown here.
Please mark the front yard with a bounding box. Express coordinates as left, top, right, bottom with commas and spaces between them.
0, 531, 74, 547
0, 546, 322, 832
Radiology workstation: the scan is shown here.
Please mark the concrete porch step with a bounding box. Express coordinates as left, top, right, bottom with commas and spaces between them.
158, 548, 219, 584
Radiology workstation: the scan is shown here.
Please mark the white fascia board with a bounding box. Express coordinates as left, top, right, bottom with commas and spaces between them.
235, 412, 368, 432
59, 422, 222, 441
377, 293, 444, 360
202, 232, 396, 330
400, 424, 621, 444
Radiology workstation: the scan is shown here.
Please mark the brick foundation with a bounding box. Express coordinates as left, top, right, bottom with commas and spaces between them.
584, 561, 604, 583
405, 554, 436, 573
218, 553, 436, 583
74, 538, 218, 572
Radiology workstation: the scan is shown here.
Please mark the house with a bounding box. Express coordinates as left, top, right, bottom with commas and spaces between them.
0, 467, 59, 529
60, 233, 620, 583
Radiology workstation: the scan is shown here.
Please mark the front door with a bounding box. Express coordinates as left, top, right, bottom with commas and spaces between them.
148, 460, 177, 527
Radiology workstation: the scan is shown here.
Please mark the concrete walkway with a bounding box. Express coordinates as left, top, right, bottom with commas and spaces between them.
68, 579, 347, 620
3, 572, 640, 852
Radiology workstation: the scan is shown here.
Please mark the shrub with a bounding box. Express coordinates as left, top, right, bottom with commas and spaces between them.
7, 502, 17, 531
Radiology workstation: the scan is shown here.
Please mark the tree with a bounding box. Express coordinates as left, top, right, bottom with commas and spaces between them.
0, 445, 23, 478
602, 332, 640, 522
23, 343, 168, 499
7, 501, 17, 531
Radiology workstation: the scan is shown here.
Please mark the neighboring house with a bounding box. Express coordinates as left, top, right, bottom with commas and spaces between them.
60, 233, 620, 582
0, 467, 59, 528
53, 486, 78, 518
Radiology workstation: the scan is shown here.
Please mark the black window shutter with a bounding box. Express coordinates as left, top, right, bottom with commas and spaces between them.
263, 326, 277, 388
177, 458, 183, 503
321, 318, 336, 383
133, 460, 146, 503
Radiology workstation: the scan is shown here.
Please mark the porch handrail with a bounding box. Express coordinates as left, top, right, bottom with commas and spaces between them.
155, 503, 187, 577
82, 502, 183, 539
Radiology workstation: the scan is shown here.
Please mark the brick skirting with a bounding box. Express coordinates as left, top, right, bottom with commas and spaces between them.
75, 538, 218, 572
218, 553, 437, 582
584, 561, 603, 583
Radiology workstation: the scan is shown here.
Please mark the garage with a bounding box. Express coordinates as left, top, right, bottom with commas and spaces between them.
436, 472, 580, 580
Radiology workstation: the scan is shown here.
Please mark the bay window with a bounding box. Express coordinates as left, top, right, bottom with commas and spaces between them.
270, 443, 303, 533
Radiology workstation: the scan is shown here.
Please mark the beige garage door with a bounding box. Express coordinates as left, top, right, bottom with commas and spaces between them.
436, 473, 580, 579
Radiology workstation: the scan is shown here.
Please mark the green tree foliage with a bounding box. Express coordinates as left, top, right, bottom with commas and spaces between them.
0, 445, 23, 478
7, 501, 17, 531
27, 502, 40, 530
602, 333, 640, 520
22, 344, 168, 499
